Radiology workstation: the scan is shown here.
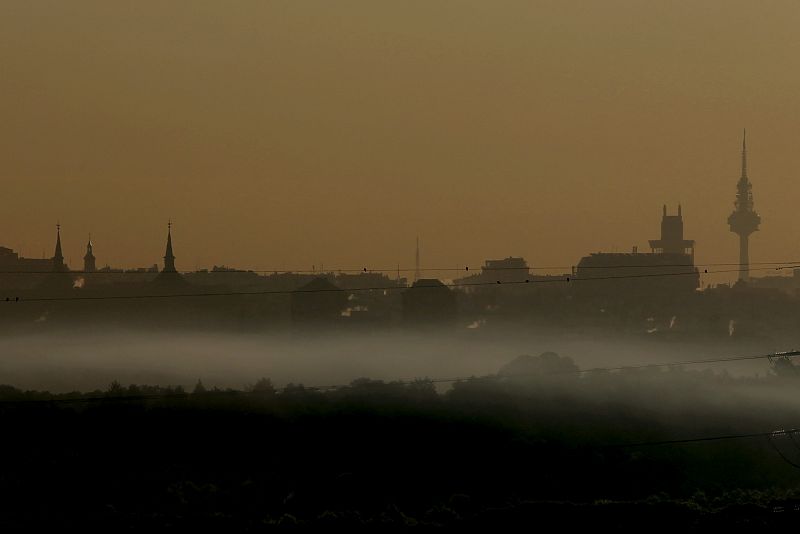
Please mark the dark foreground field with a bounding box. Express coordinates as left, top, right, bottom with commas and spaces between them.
2, 354, 800, 530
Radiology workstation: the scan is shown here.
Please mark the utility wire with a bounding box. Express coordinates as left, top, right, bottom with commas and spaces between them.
608, 428, 800, 449
0, 260, 799, 275
766, 433, 800, 470
1, 265, 789, 304
784, 431, 800, 455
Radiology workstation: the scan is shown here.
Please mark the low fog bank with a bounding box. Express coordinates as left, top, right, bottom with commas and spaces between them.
5, 334, 800, 527
0, 325, 790, 393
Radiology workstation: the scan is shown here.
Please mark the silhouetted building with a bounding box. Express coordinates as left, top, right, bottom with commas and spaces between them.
455, 257, 530, 286
163, 223, 177, 273
52, 224, 67, 273
575, 252, 698, 296
185, 266, 263, 288
0, 247, 51, 273
0, 226, 74, 293
648, 205, 695, 260
575, 206, 699, 296
151, 223, 190, 290
484, 257, 529, 281
290, 277, 347, 324
83, 236, 96, 273
727, 130, 760, 282
453, 257, 535, 298
748, 269, 800, 297
0, 246, 53, 292
402, 278, 457, 324
88, 264, 159, 286
37, 225, 74, 294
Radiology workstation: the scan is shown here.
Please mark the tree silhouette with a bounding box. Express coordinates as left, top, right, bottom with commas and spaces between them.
193, 379, 207, 395
252, 377, 276, 396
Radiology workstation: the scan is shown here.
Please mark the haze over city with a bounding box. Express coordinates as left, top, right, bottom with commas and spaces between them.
3, 1, 800, 275
4, 1, 800, 530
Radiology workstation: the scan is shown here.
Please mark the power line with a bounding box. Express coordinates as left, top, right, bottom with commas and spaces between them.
0, 259, 799, 275
609, 428, 800, 449
768, 433, 800, 470
1, 264, 790, 304
787, 431, 800, 453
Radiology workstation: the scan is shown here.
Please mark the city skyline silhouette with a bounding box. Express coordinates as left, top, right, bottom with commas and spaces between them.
3, 3, 799, 274
3, 3, 800, 529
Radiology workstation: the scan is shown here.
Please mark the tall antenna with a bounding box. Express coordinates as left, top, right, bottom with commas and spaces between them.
414, 236, 420, 282
741, 128, 748, 180
728, 129, 760, 283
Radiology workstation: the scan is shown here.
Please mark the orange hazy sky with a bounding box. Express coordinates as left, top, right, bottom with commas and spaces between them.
1, 1, 799, 280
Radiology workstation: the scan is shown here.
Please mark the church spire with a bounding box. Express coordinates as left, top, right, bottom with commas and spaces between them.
83, 233, 96, 273
53, 224, 63, 261
163, 221, 176, 273
52, 223, 66, 272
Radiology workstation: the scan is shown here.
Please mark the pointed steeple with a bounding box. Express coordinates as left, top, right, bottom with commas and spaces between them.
163, 221, 176, 273
83, 233, 96, 273
54, 224, 63, 261
52, 223, 66, 272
